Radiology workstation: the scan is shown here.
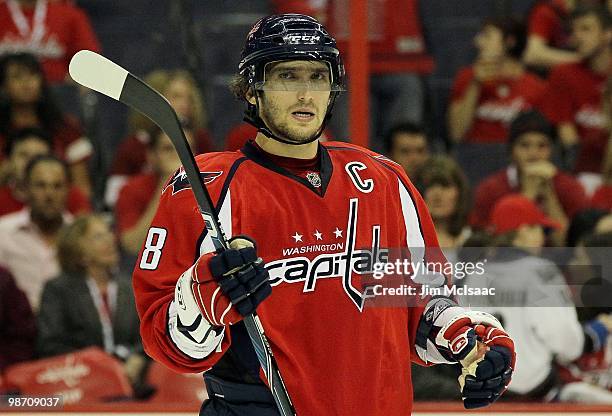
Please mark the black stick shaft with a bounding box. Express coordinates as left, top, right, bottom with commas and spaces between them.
120, 74, 296, 415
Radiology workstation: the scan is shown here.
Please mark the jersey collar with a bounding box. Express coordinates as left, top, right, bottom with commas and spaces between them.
241, 140, 333, 197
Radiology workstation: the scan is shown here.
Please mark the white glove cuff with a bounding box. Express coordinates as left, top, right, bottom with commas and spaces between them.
168, 268, 224, 359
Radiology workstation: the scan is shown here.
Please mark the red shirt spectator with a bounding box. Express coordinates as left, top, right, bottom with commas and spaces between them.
106, 69, 212, 207
111, 128, 213, 176
528, 0, 572, 49
471, 166, 589, 228
0, 116, 89, 165
0, 183, 89, 218
591, 185, 612, 211
224, 123, 258, 151
0, 0, 101, 84
539, 61, 608, 173
450, 68, 545, 143
0, 265, 36, 371
272, 0, 434, 74
114, 173, 158, 234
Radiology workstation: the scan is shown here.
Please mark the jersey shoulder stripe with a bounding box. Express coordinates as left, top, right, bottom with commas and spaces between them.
324, 141, 425, 242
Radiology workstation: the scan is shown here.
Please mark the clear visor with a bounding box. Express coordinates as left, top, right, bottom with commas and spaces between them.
254, 61, 344, 92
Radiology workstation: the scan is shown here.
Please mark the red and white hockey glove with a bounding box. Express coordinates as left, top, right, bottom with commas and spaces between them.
437, 312, 516, 409
170, 237, 271, 359
193, 237, 272, 326
176, 236, 272, 327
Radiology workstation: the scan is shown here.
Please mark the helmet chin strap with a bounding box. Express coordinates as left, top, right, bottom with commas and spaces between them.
245, 90, 337, 146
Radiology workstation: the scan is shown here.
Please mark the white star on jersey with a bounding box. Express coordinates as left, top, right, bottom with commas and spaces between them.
314, 230, 323, 240
333, 227, 343, 238
292, 232, 303, 243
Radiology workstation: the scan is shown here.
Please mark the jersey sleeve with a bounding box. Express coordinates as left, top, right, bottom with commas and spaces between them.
66, 186, 92, 215
538, 66, 574, 124
132, 162, 232, 373
555, 173, 589, 219
527, 4, 558, 42
383, 159, 451, 365
449, 67, 475, 102
469, 175, 502, 229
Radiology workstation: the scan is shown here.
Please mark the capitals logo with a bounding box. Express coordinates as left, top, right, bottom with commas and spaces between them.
164, 169, 223, 195
266, 198, 388, 311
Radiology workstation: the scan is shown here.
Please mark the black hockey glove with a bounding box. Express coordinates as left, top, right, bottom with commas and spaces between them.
190, 236, 272, 326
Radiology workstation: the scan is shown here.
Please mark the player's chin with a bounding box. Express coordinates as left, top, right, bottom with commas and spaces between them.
282, 126, 321, 144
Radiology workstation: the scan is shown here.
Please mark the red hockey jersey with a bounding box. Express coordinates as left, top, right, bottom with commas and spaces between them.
133, 141, 448, 415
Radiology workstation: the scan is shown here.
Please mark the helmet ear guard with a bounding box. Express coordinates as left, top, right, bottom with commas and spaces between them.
237, 14, 346, 144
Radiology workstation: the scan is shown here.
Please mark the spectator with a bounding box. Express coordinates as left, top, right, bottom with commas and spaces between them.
471, 111, 589, 245
0, 155, 72, 310
271, 0, 434, 149
37, 214, 148, 390
415, 156, 470, 248
385, 122, 430, 181
591, 77, 612, 210
448, 17, 546, 185
115, 127, 195, 256
0, 0, 101, 84
224, 122, 258, 151
523, 0, 581, 69
0, 265, 36, 372
566, 208, 609, 246
591, 139, 612, 209
579, 231, 612, 318
0, 127, 90, 217
561, 231, 612, 401
0, 53, 92, 197
460, 194, 612, 402
594, 211, 612, 233
106, 69, 213, 207
539, 4, 611, 183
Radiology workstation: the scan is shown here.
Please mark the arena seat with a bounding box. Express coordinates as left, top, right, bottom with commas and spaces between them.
146, 361, 207, 405
3, 347, 132, 405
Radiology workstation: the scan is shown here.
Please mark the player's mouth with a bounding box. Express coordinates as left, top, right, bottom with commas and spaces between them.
291, 109, 316, 122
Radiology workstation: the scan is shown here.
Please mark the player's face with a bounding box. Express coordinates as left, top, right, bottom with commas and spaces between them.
475, 25, 505, 60
511, 132, 552, 168
424, 183, 459, 221
81, 217, 119, 270
3, 63, 42, 104
165, 78, 194, 121
390, 133, 429, 178
572, 14, 609, 58
26, 161, 69, 221
11, 137, 50, 180
255, 60, 331, 144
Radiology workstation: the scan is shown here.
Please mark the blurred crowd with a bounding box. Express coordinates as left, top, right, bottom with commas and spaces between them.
0, 0, 611, 405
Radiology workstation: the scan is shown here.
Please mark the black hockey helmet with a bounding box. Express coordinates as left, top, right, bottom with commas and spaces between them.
238, 14, 345, 144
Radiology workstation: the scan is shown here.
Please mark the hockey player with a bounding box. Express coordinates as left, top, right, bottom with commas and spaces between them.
132, 14, 516, 415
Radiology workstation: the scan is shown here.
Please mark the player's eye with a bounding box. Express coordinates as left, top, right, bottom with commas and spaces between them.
311, 71, 328, 81
278, 71, 295, 79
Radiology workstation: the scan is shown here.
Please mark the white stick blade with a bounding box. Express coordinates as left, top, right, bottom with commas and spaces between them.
69, 50, 128, 100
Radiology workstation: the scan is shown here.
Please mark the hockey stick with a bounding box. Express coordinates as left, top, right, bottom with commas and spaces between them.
69, 50, 296, 416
